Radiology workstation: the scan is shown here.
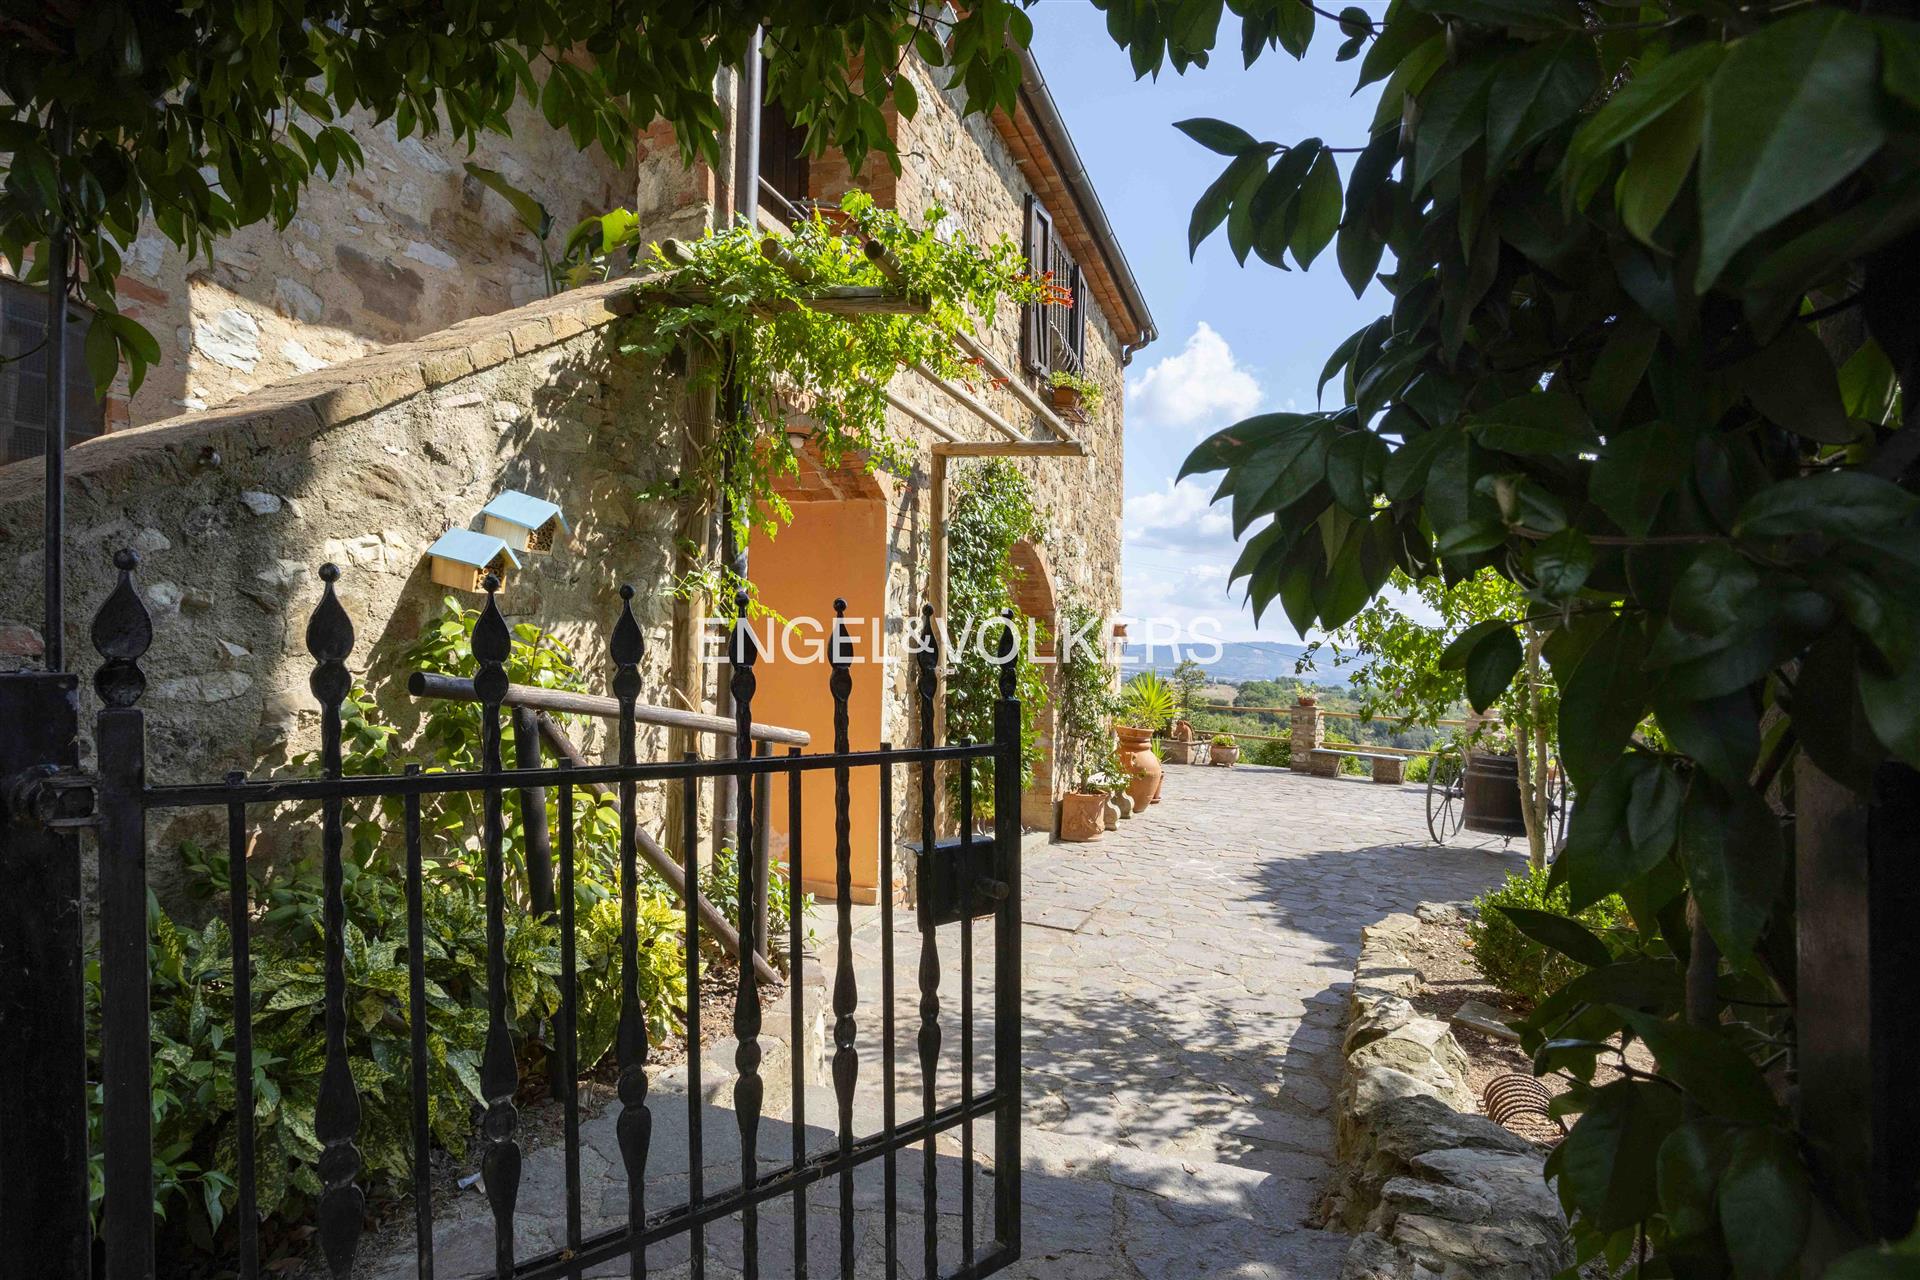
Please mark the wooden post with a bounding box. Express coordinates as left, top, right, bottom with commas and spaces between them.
666, 344, 719, 864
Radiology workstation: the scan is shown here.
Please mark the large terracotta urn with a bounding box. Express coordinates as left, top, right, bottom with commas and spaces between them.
1115, 725, 1163, 813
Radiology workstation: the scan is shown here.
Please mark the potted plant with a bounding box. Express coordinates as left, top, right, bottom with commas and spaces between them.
1164, 717, 1196, 765
1047, 369, 1104, 415
1056, 600, 1119, 842
1294, 683, 1317, 708
1210, 732, 1240, 766
1116, 672, 1175, 811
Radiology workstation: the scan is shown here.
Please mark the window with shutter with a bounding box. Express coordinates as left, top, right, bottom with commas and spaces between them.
1, 279, 102, 465
1021, 194, 1087, 378
759, 93, 810, 219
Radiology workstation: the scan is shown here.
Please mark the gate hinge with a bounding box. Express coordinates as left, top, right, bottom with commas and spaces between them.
3, 764, 98, 831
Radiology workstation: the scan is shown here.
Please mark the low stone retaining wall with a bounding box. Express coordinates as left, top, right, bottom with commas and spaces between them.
1322, 913, 1571, 1279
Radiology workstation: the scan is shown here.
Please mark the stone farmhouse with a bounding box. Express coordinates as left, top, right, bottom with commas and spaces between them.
0, 47, 1155, 902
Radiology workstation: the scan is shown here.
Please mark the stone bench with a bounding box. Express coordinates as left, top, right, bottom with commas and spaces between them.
1307, 748, 1407, 785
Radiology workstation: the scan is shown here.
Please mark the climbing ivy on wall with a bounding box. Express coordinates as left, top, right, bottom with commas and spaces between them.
944, 459, 1049, 818
1097, 0, 1920, 1274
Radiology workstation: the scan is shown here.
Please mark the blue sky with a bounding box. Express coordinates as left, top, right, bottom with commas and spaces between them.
1027, 3, 1388, 643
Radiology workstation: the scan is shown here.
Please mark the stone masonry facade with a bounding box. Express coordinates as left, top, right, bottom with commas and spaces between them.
0, 53, 1142, 896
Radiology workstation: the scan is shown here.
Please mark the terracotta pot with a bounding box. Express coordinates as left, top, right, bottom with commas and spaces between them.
1050, 384, 1082, 410
1211, 744, 1240, 766
1059, 790, 1108, 842
1114, 725, 1162, 812
1152, 769, 1164, 803
1298, 695, 1316, 707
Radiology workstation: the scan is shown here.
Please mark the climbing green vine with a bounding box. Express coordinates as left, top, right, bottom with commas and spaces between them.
609, 191, 1048, 612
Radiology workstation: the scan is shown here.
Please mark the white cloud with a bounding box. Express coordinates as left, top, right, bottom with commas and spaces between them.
1126, 322, 1262, 436
1121, 479, 1270, 642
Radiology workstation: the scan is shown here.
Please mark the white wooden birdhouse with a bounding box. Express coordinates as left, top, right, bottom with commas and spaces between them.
425, 528, 521, 592
479, 489, 570, 553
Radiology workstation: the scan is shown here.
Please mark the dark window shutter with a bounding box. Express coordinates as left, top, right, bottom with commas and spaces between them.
1067, 262, 1087, 370
1022, 193, 1052, 376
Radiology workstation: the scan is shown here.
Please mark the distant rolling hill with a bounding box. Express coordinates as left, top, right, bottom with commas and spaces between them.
1120, 640, 1349, 686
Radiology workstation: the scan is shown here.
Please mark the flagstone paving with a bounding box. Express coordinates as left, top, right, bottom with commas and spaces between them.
357, 763, 1521, 1278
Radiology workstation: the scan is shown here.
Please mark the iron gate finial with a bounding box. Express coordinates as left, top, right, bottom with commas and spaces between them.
91, 548, 151, 708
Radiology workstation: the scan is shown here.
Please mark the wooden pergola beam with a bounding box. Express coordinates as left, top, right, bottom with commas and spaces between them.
947, 328, 1084, 448
911, 363, 1027, 442
931, 440, 1085, 458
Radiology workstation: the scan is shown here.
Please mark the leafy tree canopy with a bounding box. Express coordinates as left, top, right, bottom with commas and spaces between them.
1097, 0, 1920, 1271
0, 0, 1034, 392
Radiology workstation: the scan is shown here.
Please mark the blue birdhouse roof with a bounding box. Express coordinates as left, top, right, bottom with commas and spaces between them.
427, 528, 522, 570
480, 489, 569, 532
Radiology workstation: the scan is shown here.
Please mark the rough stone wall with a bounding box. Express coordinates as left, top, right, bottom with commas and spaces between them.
109, 97, 724, 431
0, 282, 693, 895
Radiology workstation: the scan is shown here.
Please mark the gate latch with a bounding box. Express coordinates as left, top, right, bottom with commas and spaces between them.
3, 764, 98, 831
911, 835, 1003, 927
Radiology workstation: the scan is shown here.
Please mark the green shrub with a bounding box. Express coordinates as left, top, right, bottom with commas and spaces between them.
1464, 866, 1626, 1007
1404, 753, 1432, 783
1243, 737, 1290, 767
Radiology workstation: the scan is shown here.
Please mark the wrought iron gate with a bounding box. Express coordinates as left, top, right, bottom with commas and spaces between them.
1, 552, 1024, 1280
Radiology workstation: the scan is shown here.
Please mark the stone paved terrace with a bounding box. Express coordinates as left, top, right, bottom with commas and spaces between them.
359, 761, 1522, 1278
814, 761, 1525, 1279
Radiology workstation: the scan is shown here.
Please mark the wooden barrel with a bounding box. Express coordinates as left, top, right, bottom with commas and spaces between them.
1462, 751, 1529, 837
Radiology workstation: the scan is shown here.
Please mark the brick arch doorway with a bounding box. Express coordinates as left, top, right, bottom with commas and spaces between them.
1008, 538, 1060, 831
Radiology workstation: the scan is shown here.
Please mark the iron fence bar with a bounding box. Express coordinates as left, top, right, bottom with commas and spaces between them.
611, 586, 652, 1279
680, 756, 705, 1280
958, 743, 975, 1275
502, 1093, 1005, 1280
225, 772, 260, 1279
728, 591, 764, 1280
537, 712, 777, 988
913, 603, 942, 1279
95, 549, 154, 1279
403, 766, 435, 1280
879, 744, 899, 1280
558, 762, 583, 1280
43, 138, 68, 672
753, 739, 772, 963
785, 748, 807, 1280
140, 743, 994, 809
474, 582, 523, 1278
828, 602, 859, 1278
991, 618, 1023, 1259
308, 564, 366, 1278
408, 671, 811, 747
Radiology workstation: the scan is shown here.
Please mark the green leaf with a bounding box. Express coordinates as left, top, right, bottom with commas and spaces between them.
1590, 422, 1691, 538
1861, 653, 1920, 768
1469, 390, 1597, 456
1463, 624, 1522, 712
1733, 324, 1855, 445
1533, 528, 1592, 599
1411, 57, 1498, 192
1485, 37, 1597, 172
1250, 140, 1320, 266
1651, 688, 1759, 790
1383, 425, 1458, 501
1190, 150, 1267, 258
1175, 117, 1260, 155
1565, 43, 1725, 206
1696, 8, 1887, 289
1556, 615, 1652, 793
1549, 1080, 1683, 1231
1558, 755, 1669, 909
1882, 18, 1920, 110
1678, 782, 1785, 960
1496, 904, 1614, 970
1617, 87, 1703, 245
1290, 149, 1342, 269
1326, 430, 1387, 515
1658, 1121, 1732, 1241
1408, 0, 1579, 31
1717, 1128, 1812, 1280
1737, 470, 1919, 538
1617, 1010, 1780, 1123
